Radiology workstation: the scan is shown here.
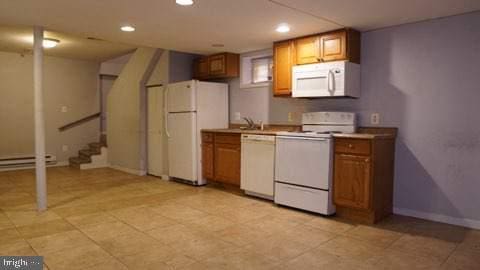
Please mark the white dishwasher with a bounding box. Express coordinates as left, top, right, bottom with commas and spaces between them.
241, 134, 276, 200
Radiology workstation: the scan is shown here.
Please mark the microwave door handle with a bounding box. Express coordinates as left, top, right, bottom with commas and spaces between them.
327, 70, 335, 93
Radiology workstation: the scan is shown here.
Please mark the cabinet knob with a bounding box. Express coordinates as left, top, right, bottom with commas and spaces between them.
365, 158, 370, 162
348, 144, 353, 148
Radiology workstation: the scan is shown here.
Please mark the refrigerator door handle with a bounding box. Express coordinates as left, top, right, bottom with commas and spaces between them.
164, 87, 170, 138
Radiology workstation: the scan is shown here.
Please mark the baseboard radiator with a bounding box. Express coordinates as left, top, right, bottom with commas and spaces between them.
0, 155, 57, 168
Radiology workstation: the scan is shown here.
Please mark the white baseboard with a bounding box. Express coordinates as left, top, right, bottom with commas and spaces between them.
0, 161, 69, 172
393, 207, 480, 230
109, 165, 145, 176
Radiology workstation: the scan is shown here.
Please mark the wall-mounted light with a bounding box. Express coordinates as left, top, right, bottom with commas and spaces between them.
276, 23, 290, 33
176, 0, 194, 6
43, 38, 60, 48
120, 25, 136, 32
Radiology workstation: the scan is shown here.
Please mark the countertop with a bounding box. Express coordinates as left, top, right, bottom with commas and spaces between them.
202, 128, 396, 139
332, 133, 396, 139
201, 128, 282, 135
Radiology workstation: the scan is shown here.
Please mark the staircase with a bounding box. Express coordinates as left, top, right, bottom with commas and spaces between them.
69, 136, 108, 169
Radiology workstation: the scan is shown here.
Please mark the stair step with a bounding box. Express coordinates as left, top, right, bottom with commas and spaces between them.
69, 156, 91, 169
88, 142, 105, 150
79, 149, 100, 158
69, 156, 91, 164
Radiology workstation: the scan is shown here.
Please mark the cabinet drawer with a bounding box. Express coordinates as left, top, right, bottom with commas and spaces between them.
335, 138, 371, 155
202, 132, 214, 143
215, 133, 240, 145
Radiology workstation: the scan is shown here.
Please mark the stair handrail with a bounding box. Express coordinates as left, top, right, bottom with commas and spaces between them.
58, 112, 101, 132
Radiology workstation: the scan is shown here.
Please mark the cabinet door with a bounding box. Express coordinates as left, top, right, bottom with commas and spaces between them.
333, 154, 371, 210
295, 36, 320, 65
214, 143, 241, 186
273, 40, 294, 96
320, 30, 347, 62
202, 143, 214, 180
208, 54, 226, 76
194, 57, 209, 79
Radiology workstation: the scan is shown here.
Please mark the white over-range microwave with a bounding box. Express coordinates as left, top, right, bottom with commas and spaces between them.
292, 61, 360, 98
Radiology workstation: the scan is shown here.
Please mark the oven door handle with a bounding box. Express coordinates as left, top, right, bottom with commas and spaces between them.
276, 135, 329, 141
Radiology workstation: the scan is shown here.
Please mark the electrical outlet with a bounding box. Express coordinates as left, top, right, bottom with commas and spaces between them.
371, 113, 380, 125
234, 112, 241, 121
62, 145, 69, 152
288, 112, 293, 122
61, 106, 68, 113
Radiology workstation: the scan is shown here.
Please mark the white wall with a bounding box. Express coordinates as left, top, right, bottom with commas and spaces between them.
0, 51, 100, 163
100, 53, 132, 76
107, 48, 160, 174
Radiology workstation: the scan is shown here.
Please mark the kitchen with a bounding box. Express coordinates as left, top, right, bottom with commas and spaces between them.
0, 1, 479, 269
163, 27, 396, 224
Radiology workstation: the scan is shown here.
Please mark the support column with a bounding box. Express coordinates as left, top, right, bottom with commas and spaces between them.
33, 26, 47, 211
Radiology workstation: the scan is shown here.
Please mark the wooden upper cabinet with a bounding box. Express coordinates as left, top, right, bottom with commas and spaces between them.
208, 54, 227, 75
273, 40, 295, 96
320, 29, 360, 63
320, 30, 347, 62
295, 35, 320, 65
193, 57, 209, 79
193, 53, 239, 80
333, 153, 372, 210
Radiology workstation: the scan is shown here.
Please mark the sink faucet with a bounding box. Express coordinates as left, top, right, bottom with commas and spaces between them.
242, 117, 256, 129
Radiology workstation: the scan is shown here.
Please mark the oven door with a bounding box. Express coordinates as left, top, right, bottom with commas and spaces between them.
275, 136, 332, 190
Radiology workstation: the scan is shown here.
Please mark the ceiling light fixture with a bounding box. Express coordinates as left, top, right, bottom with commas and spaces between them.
42, 38, 60, 48
120, 25, 136, 32
276, 23, 290, 33
176, 0, 194, 6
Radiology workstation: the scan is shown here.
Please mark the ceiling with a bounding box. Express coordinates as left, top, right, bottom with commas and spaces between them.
0, 25, 135, 61
0, 0, 479, 55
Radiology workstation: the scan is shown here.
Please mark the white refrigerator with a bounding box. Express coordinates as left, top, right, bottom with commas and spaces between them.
165, 80, 229, 185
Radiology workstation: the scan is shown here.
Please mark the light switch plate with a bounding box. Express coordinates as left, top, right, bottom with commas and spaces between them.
61, 106, 68, 113
371, 113, 380, 125
234, 112, 241, 121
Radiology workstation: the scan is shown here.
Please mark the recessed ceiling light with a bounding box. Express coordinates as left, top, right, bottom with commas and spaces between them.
276, 23, 290, 33
120, 25, 135, 32
176, 0, 194, 6
43, 38, 60, 48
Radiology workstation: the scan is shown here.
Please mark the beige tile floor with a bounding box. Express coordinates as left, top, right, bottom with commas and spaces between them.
0, 167, 479, 269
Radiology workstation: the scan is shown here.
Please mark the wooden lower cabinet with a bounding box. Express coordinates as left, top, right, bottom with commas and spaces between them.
201, 143, 214, 180
334, 154, 371, 210
201, 132, 241, 186
214, 143, 241, 185
333, 132, 396, 224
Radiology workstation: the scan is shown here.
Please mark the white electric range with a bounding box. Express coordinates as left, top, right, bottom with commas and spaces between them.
274, 112, 356, 215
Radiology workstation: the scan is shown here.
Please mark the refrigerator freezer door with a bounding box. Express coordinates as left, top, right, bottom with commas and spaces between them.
167, 80, 197, 113
167, 112, 197, 182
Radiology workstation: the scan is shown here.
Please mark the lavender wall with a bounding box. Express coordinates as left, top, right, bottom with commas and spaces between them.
357, 12, 480, 224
